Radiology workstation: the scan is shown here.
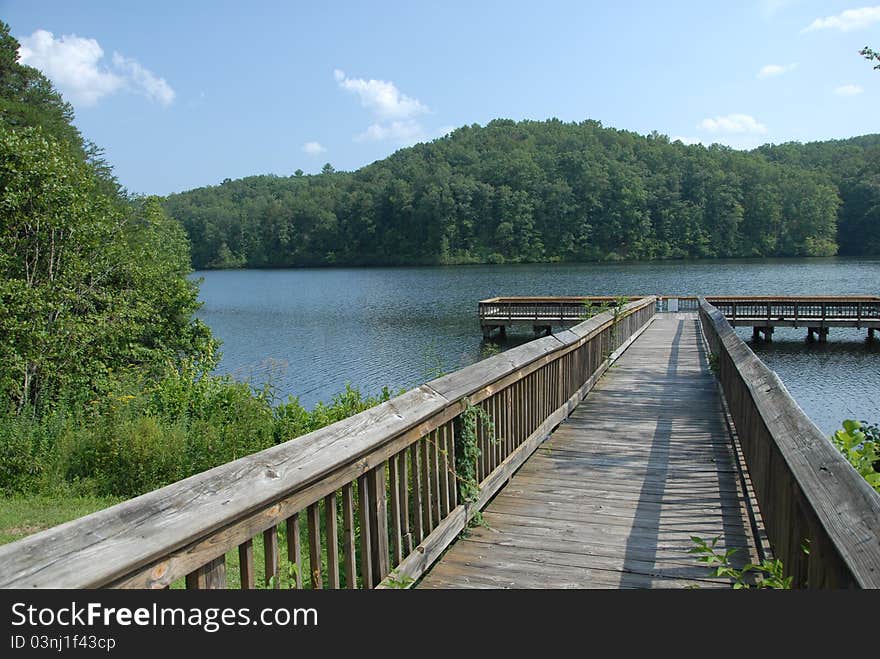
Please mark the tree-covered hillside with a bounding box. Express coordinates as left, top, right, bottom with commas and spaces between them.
163, 119, 878, 269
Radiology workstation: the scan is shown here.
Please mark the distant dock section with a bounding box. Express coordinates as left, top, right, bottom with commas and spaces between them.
481, 295, 880, 342
479, 296, 643, 338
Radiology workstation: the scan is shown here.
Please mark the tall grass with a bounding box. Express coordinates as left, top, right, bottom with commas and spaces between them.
1, 364, 395, 499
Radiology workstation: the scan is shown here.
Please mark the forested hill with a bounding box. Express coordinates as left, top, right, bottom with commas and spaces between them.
162, 119, 879, 269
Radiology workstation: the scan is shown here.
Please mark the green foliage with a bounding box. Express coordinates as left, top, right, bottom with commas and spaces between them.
830, 420, 880, 492
688, 536, 793, 589
453, 399, 495, 528
860, 46, 880, 70
163, 119, 870, 270
383, 569, 415, 589
0, 128, 216, 412
0, 375, 394, 498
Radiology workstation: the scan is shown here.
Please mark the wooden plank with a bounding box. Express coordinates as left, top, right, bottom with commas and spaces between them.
186, 556, 227, 589
238, 539, 254, 589
420, 437, 433, 533
410, 442, 424, 544
388, 454, 403, 566
307, 502, 322, 589
400, 449, 413, 554
439, 425, 451, 518
357, 474, 373, 588
263, 526, 279, 589
700, 299, 880, 587
369, 464, 390, 585
324, 493, 339, 588
420, 313, 762, 590
430, 431, 442, 527
286, 513, 303, 589
341, 484, 357, 589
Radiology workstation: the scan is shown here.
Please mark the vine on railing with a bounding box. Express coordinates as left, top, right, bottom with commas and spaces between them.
455, 399, 495, 528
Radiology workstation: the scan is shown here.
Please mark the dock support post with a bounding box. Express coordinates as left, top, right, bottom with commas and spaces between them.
532, 325, 551, 338
818, 327, 828, 343
752, 327, 760, 342
869, 328, 876, 342
807, 327, 816, 342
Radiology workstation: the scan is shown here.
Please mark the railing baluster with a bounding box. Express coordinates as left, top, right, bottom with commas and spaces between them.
286, 512, 303, 589
430, 432, 441, 526
389, 453, 403, 566
439, 424, 451, 517
186, 556, 226, 589
306, 502, 322, 589
400, 450, 412, 554
263, 526, 279, 589
368, 464, 390, 586
239, 539, 254, 589
324, 493, 339, 588
421, 437, 434, 531
410, 443, 424, 543
341, 484, 357, 589
357, 474, 373, 588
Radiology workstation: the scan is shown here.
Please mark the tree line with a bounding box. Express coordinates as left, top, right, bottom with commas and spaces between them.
164, 120, 878, 269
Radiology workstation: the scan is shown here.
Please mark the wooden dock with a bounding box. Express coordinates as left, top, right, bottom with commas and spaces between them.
419, 313, 762, 588
2, 297, 878, 590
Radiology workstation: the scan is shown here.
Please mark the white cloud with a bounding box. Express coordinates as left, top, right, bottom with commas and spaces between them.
698, 113, 768, 134
803, 6, 880, 31
757, 63, 797, 78
355, 120, 426, 145
112, 53, 174, 106
834, 83, 864, 95
334, 69, 429, 120
302, 141, 327, 155
17, 29, 174, 107
18, 29, 123, 106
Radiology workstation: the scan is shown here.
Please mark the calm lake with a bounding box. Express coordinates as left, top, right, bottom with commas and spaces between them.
194, 257, 880, 435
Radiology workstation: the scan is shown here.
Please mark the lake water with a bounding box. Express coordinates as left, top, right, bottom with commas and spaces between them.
194, 257, 880, 435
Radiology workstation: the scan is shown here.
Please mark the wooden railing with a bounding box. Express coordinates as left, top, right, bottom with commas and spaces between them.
479, 296, 638, 323
705, 296, 880, 327
698, 297, 880, 588
0, 297, 657, 589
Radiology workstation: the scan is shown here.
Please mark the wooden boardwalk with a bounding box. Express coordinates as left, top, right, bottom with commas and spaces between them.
419, 313, 763, 589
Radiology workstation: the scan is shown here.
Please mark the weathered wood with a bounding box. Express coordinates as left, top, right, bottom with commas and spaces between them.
420, 314, 761, 589
285, 513, 302, 589
410, 442, 424, 544
324, 493, 339, 588
369, 464, 390, 586
263, 526, 279, 589
699, 298, 880, 588
341, 484, 357, 589
186, 556, 226, 590
0, 297, 658, 589
388, 454, 403, 565
307, 502, 322, 589
399, 449, 413, 554
356, 474, 372, 589
238, 539, 254, 589
439, 425, 451, 517
420, 437, 433, 533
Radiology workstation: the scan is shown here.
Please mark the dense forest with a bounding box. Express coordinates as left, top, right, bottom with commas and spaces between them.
0, 21, 385, 502
163, 122, 879, 269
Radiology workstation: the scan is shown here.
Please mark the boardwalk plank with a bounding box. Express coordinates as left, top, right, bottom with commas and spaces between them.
419, 313, 761, 589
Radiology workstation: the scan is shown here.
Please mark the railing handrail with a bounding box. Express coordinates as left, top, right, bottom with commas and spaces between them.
0, 297, 657, 588
697, 297, 880, 588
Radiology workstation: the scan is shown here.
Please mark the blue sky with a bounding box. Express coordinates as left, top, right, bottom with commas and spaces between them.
4, 1, 878, 195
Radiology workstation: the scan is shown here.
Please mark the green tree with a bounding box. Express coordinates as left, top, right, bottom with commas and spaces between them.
860, 46, 880, 70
